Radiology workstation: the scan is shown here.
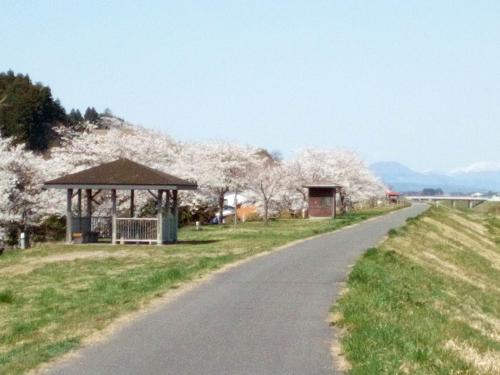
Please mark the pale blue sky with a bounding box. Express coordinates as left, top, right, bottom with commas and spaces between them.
1, 1, 499, 171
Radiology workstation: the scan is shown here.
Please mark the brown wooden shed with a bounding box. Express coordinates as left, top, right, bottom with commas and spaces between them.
303, 183, 342, 218
44, 158, 197, 245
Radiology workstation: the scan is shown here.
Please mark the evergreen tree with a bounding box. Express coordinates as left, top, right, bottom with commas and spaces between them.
103, 107, 113, 117
84, 107, 99, 123
0, 71, 66, 151
68, 109, 83, 125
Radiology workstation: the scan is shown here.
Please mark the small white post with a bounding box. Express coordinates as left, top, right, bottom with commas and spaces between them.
20, 232, 26, 249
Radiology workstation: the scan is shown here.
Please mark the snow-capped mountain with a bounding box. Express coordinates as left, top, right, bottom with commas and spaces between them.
450, 162, 500, 175
371, 161, 500, 193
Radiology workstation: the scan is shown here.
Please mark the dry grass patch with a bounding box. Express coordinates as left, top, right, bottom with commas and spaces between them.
445, 339, 500, 374
334, 206, 500, 374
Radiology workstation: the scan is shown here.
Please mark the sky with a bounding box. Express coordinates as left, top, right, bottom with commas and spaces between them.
1, 1, 499, 172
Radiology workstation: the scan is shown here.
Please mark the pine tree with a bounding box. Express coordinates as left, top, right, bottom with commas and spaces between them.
0, 71, 66, 151
68, 109, 83, 125
84, 107, 99, 123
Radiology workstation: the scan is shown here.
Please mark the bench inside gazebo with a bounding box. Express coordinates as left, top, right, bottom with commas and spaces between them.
44, 158, 197, 245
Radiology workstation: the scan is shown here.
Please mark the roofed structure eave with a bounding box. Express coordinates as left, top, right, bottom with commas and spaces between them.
302, 184, 342, 188
43, 183, 198, 191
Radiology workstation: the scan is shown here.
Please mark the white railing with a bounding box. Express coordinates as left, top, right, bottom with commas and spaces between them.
115, 217, 158, 244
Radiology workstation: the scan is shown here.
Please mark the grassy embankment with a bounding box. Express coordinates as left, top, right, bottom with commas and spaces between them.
474, 201, 500, 215
438, 199, 500, 213
333, 206, 500, 374
0, 207, 395, 375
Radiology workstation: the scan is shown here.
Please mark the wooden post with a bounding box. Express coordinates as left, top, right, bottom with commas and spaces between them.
77, 189, 82, 233
111, 189, 117, 245
66, 189, 73, 244
165, 190, 171, 242
166, 190, 171, 213
85, 189, 92, 241
77, 189, 82, 218
332, 188, 337, 219
86, 189, 92, 218
173, 190, 178, 243
130, 190, 135, 217
157, 190, 163, 245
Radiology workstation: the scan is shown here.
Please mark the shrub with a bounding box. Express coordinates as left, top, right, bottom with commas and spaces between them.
4, 222, 20, 246
31, 215, 66, 242
0, 289, 14, 304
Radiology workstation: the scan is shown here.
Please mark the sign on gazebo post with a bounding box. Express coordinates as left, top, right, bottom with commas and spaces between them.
44, 158, 197, 245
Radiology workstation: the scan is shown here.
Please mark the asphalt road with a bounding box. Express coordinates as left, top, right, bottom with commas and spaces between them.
45, 204, 428, 375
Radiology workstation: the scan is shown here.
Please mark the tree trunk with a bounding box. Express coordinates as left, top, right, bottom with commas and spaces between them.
339, 188, 346, 214
263, 201, 269, 225
218, 190, 225, 224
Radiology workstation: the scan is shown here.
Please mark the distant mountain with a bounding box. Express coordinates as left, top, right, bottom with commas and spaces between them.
371, 161, 500, 193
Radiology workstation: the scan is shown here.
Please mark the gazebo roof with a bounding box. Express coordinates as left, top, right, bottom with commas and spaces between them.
44, 158, 197, 190
303, 181, 342, 188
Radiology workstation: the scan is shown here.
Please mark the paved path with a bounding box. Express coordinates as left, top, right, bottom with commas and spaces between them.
46, 204, 428, 375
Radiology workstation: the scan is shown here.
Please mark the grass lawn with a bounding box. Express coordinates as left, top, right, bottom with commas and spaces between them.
333, 206, 500, 374
0, 207, 395, 375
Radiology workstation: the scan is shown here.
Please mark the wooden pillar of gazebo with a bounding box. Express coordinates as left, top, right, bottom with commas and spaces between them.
66, 188, 73, 244
157, 190, 163, 245
111, 189, 117, 244
77, 189, 82, 219
130, 189, 135, 217
85, 189, 92, 218
173, 190, 178, 242
165, 190, 171, 242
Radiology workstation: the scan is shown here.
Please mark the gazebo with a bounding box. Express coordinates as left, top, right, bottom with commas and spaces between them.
44, 158, 197, 245
303, 182, 342, 218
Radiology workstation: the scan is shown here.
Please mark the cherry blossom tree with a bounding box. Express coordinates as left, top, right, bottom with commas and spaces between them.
44, 123, 181, 216
244, 151, 286, 224
0, 138, 48, 234
0, 112, 389, 239
48, 122, 179, 175
289, 149, 386, 213
174, 142, 256, 223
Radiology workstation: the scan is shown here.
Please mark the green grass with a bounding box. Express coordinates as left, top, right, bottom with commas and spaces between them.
333, 206, 500, 374
0, 207, 394, 375
474, 201, 500, 215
